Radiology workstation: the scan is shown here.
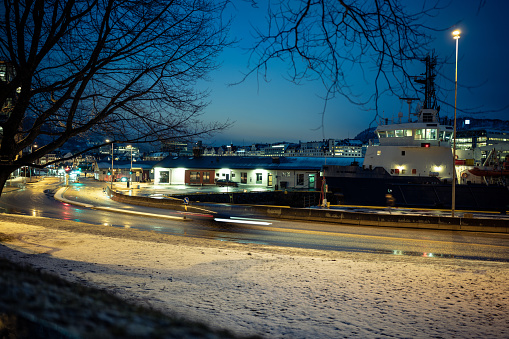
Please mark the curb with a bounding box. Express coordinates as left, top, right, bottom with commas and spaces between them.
55, 187, 187, 221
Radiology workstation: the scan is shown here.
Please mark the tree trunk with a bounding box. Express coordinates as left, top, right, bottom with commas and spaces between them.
0, 167, 18, 197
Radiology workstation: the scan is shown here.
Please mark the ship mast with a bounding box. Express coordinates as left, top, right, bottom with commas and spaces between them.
414, 53, 438, 111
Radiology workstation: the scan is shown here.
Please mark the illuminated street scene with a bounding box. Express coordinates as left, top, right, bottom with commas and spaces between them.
1, 0, 509, 337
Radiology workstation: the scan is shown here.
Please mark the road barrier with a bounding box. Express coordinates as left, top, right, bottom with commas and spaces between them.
108, 186, 509, 233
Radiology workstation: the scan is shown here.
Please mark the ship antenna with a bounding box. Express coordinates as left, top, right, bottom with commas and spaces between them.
399, 97, 419, 122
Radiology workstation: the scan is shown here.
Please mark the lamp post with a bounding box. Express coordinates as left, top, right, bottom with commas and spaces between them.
106, 139, 113, 189
452, 29, 460, 217
29, 144, 38, 182
129, 145, 133, 181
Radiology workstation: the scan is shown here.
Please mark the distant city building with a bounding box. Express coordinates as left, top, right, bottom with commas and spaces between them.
161, 140, 188, 154
144, 152, 169, 161
193, 139, 366, 158
99, 144, 140, 161
455, 129, 509, 165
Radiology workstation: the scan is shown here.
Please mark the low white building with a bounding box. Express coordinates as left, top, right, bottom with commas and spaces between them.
153, 156, 359, 190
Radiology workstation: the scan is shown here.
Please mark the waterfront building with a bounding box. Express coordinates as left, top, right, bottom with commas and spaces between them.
152, 156, 357, 189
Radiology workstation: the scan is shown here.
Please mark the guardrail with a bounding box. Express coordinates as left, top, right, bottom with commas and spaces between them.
108, 187, 509, 233
252, 205, 509, 233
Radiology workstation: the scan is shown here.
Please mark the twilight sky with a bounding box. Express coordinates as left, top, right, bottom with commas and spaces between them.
200, 0, 509, 146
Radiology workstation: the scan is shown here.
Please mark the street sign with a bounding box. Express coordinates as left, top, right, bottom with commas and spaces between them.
184, 197, 189, 205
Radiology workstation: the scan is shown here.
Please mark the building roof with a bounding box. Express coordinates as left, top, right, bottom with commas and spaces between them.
154, 156, 361, 171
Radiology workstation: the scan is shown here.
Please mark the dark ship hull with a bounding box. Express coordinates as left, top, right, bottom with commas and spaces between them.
325, 165, 509, 212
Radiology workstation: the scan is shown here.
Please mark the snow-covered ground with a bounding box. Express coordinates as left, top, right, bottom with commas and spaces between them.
0, 215, 508, 338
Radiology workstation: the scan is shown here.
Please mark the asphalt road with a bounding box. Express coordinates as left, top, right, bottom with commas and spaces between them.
1, 177, 509, 262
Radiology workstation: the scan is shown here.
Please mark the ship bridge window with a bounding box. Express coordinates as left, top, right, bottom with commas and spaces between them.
378, 131, 386, 138
415, 128, 438, 140
428, 129, 437, 140
387, 130, 395, 138
395, 129, 412, 137
416, 129, 424, 140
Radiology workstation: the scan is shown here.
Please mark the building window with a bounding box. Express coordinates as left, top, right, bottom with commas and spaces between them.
203, 172, 210, 182
297, 173, 304, 185
402, 151, 405, 156
241, 172, 247, 184
190, 171, 200, 183
256, 173, 263, 184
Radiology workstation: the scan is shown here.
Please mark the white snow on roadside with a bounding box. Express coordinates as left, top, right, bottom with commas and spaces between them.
0, 221, 508, 338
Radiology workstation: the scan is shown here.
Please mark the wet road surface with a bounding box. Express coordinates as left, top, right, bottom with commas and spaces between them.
1, 177, 508, 262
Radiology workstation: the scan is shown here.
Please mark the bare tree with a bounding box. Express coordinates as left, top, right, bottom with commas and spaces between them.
0, 0, 232, 194
247, 0, 442, 132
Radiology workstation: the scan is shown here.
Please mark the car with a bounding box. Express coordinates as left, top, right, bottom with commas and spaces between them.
215, 179, 238, 187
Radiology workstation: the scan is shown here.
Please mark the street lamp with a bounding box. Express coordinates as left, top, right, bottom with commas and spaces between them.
451, 29, 460, 217
128, 145, 133, 181
29, 144, 38, 181
106, 139, 113, 189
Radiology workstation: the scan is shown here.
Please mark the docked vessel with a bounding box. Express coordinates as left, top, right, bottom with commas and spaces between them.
324, 55, 509, 211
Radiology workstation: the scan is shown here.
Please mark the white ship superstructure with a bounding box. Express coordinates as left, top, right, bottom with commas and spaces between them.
363, 108, 454, 181
363, 55, 455, 182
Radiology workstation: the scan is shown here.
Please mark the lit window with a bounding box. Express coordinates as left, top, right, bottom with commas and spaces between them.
427, 129, 437, 140
415, 129, 425, 140
190, 171, 200, 183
